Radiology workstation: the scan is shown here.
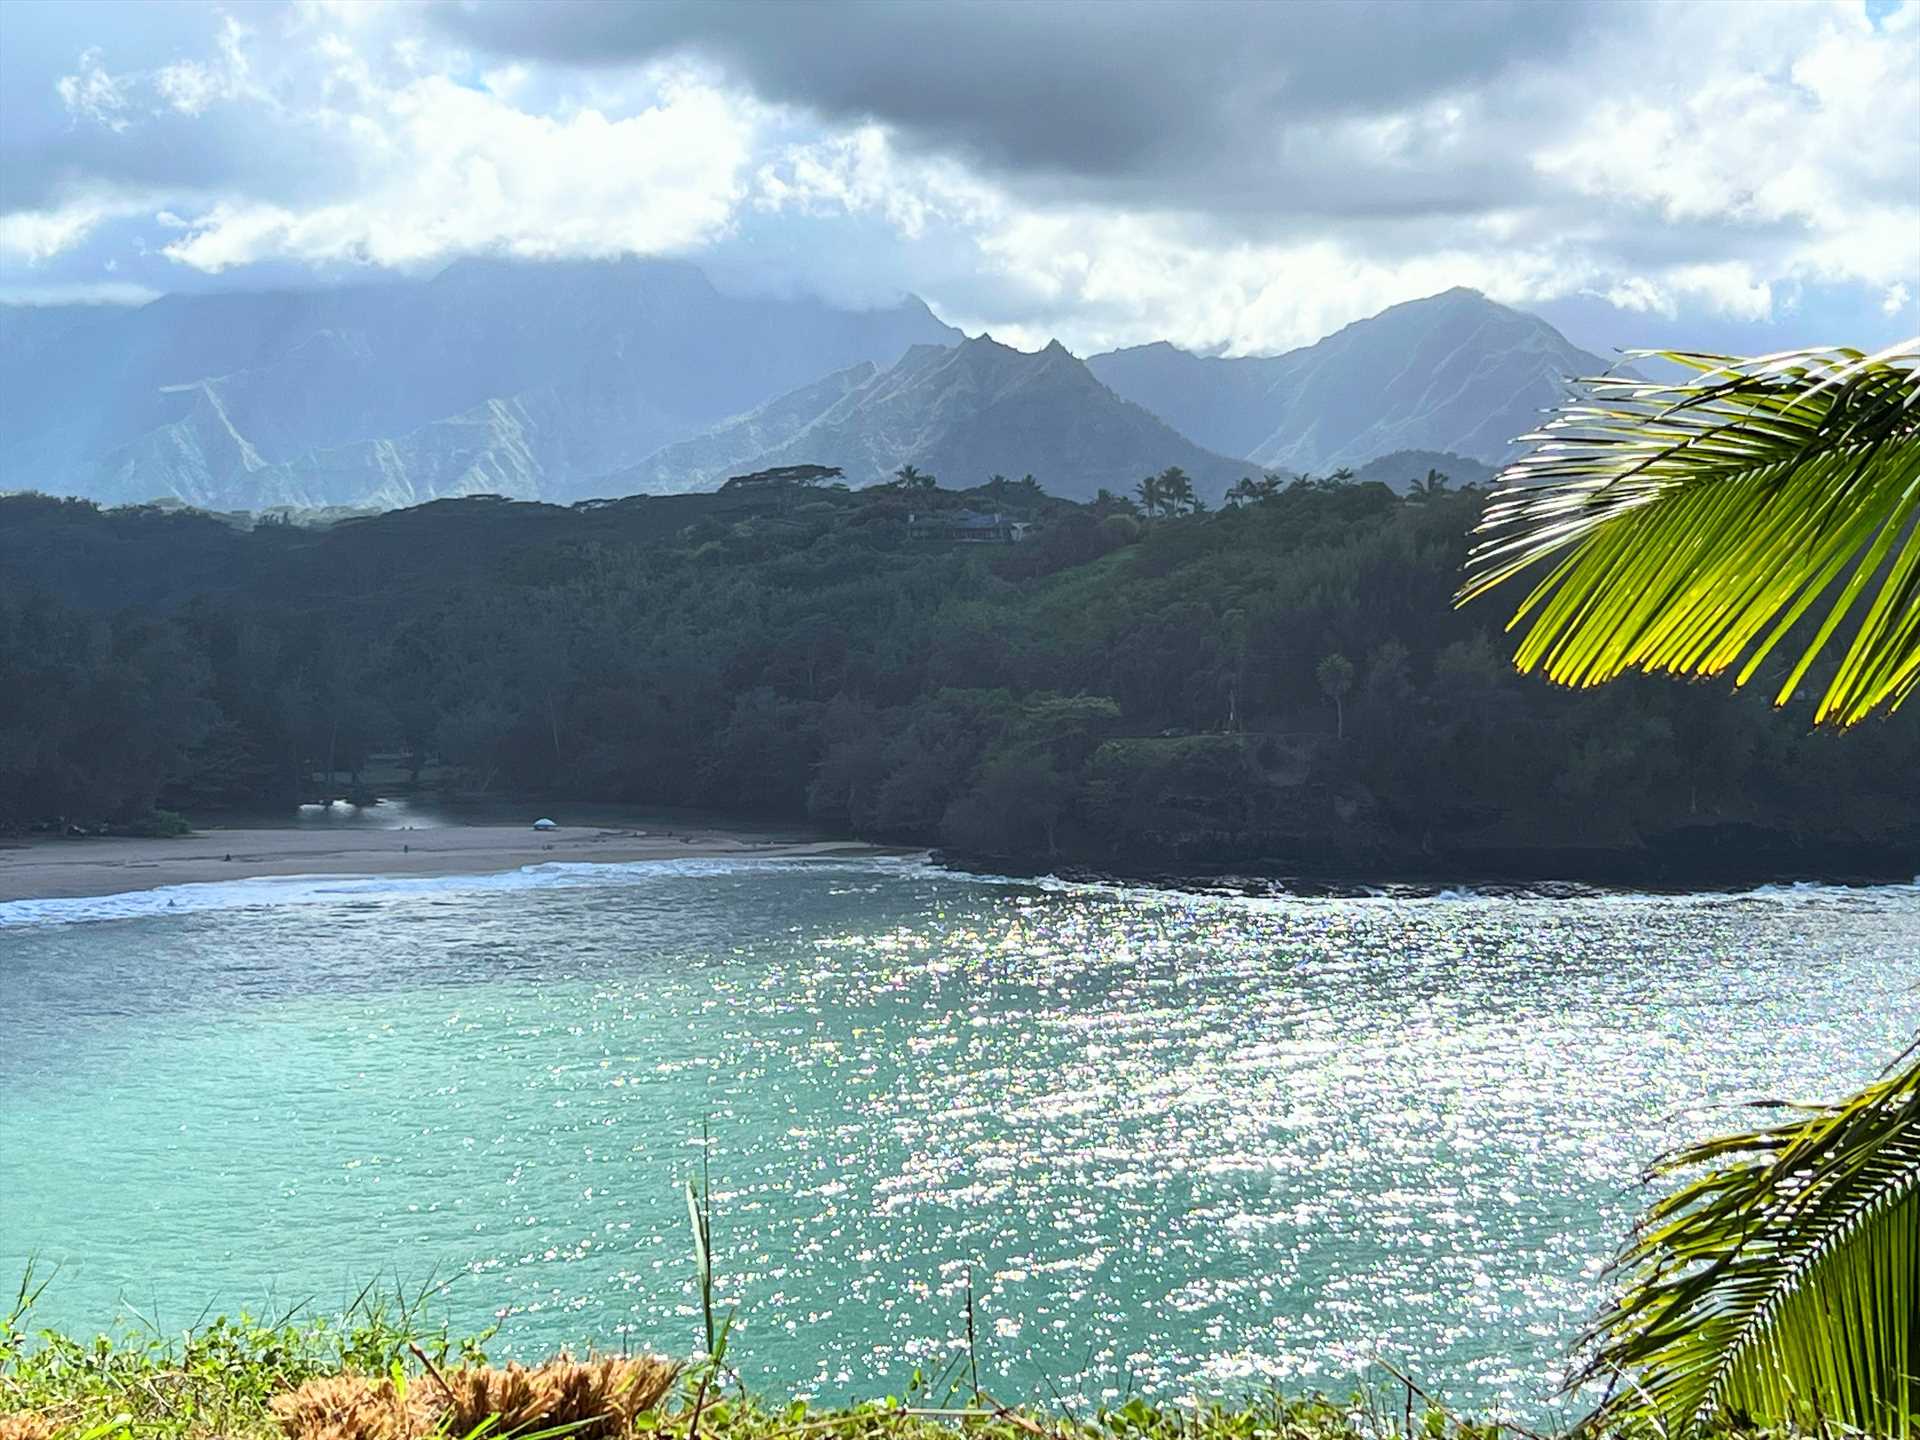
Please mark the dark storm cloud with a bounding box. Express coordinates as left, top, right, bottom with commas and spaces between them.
430, 0, 1597, 212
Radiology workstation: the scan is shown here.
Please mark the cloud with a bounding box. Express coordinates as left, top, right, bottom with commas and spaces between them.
0, 277, 158, 305
428, 0, 1590, 209
1534, 1, 1919, 296
429, 0, 1917, 349
158, 70, 756, 271
0, 194, 148, 262
1603, 277, 1675, 319
55, 48, 133, 132
7, 10, 759, 277
153, 15, 256, 116
0, 0, 1914, 354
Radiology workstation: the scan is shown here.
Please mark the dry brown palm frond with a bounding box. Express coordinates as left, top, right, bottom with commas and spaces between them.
0, 1411, 61, 1440
437, 1355, 680, 1439
269, 1375, 429, 1440
270, 1356, 681, 1440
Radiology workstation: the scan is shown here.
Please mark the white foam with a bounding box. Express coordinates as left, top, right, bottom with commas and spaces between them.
0, 854, 941, 930
2, 851, 1912, 930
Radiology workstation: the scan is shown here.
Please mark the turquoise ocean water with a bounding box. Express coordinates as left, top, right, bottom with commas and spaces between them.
1, 859, 1914, 1419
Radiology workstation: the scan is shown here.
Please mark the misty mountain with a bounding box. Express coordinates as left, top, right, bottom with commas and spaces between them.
0, 258, 958, 509
598, 361, 884, 497
1080, 342, 1286, 461
604, 334, 1252, 501
2, 265, 1595, 512
1087, 288, 1613, 474
1349, 449, 1496, 493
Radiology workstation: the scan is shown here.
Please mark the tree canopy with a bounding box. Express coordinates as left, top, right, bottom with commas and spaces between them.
2, 477, 1913, 880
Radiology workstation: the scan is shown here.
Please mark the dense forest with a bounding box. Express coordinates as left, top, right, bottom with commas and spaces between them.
2, 469, 1915, 883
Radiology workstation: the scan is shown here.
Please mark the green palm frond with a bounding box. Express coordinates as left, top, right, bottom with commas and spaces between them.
1573, 1041, 1920, 1437
1458, 341, 1920, 725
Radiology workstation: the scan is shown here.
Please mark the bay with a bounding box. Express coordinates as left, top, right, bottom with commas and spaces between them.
1, 859, 1913, 1419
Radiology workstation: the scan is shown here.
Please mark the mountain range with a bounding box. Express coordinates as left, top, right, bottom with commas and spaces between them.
0, 258, 957, 510
1084, 287, 1613, 474
0, 260, 1605, 510
603, 335, 1246, 498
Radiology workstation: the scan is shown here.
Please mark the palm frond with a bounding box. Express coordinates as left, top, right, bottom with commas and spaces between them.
1572, 1041, 1920, 1437
1458, 341, 1920, 725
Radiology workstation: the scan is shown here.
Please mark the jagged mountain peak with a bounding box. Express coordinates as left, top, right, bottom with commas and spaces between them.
5, 267, 1606, 513
1105, 338, 1187, 359
1087, 288, 1610, 474
2, 257, 960, 510
605, 327, 1249, 501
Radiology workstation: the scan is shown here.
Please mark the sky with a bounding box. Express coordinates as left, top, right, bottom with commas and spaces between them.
1, 0, 1916, 359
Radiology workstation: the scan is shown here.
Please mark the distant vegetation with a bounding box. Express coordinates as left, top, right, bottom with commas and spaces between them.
1, 468, 1914, 881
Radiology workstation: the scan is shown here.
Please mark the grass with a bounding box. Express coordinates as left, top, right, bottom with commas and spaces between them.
0, 1266, 1816, 1440
0, 1269, 492, 1440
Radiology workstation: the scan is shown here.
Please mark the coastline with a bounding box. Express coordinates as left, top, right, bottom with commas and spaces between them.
0, 822, 886, 903
938, 821, 1920, 893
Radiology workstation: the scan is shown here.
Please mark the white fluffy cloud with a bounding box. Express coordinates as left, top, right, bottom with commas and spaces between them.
0, 193, 149, 262
9, 14, 758, 275
160, 72, 754, 271
2, 0, 1915, 354
1535, 0, 1919, 296
54, 48, 133, 132
153, 15, 256, 116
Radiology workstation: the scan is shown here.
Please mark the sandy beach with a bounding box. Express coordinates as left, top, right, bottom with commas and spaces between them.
0, 821, 886, 903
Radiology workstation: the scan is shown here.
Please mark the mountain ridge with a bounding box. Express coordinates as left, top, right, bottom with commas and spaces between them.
603, 332, 1251, 501
1086, 287, 1612, 474
0, 257, 959, 508
2, 264, 1605, 511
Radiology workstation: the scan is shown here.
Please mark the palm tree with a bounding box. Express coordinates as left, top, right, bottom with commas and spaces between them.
1408, 467, 1450, 501
893, 463, 935, 490
1460, 340, 1920, 1436
1135, 472, 1164, 518
1226, 477, 1263, 508
1460, 341, 1918, 728
1568, 1045, 1919, 1438
1157, 466, 1198, 514
1314, 653, 1354, 739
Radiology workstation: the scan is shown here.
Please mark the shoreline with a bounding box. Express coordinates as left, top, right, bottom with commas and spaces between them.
3, 821, 1912, 908
0, 822, 888, 904
941, 851, 1920, 896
